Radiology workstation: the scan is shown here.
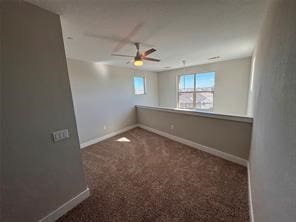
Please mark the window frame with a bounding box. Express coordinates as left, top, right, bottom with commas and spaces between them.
133, 75, 146, 95
176, 72, 215, 111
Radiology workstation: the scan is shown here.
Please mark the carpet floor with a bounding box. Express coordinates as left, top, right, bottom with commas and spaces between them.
58, 128, 249, 222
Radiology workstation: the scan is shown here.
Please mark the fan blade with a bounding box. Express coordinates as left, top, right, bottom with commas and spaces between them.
84, 33, 154, 49
111, 53, 134, 58
143, 57, 160, 62
142, 48, 156, 57
113, 23, 144, 52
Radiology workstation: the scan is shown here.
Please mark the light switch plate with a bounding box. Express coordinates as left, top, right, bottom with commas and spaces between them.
52, 129, 70, 142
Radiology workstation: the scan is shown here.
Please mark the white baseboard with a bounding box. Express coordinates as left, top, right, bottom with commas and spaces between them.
39, 187, 90, 222
248, 163, 254, 222
80, 125, 138, 149
138, 124, 248, 166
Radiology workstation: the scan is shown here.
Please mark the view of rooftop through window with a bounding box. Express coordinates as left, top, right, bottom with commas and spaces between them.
178, 72, 215, 111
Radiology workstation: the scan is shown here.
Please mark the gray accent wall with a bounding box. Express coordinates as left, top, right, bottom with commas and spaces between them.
158, 58, 251, 116
249, 0, 296, 221
137, 106, 252, 160
1, 2, 87, 222
67, 58, 159, 144
0, 3, 2, 221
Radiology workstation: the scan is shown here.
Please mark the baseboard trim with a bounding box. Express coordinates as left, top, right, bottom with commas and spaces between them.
138, 124, 248, 166
248, 163, 254, 222
39, 187, 90, 222
80, 125, 138, 149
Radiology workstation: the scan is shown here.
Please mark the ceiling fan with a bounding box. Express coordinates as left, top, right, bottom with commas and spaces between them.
111, 42, 160, 67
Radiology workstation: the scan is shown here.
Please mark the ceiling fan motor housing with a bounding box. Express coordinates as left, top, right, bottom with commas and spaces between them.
111, 42, 160, 65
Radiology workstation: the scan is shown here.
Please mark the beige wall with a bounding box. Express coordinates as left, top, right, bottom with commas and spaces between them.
1, 2, 87, 222
249, 0, 296, 221
0, 3, 2, 220
137, 107, 252, 160
158, 58, 251, 116
67, 58, 159, 144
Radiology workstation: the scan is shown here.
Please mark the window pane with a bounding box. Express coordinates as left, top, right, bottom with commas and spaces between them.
177, 72, 215, 111
196, 72, 215, 91
179, 74, 194, 92
178, 92, 194, 109
195, 92, 214, 111
134, 76, 145, 95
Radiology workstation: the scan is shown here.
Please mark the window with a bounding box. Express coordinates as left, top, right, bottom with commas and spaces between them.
178, 72, 215, 111
134, 76, 146, 95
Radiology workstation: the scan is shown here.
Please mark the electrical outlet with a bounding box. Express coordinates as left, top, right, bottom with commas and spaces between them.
170, 124, 175, 130
103, 125, 107, 130
52, 129, 70, 142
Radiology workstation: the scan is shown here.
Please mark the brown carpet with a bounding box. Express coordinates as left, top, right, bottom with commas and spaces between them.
58, 128, 249, 222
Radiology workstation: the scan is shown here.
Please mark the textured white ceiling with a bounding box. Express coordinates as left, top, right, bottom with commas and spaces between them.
26, 0, 267, 71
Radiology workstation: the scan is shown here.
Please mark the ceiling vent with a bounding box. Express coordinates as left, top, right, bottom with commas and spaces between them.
208, 56, 220, 60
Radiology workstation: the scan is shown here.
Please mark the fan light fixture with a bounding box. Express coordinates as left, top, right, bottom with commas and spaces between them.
134, 59, 143, 67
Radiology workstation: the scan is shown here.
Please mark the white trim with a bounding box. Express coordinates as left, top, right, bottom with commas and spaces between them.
39, 187, 90, 222
138, 124, 248, 166
136, 105, 253, 123
248, 163, 255, 222
80, 125, 138, 149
